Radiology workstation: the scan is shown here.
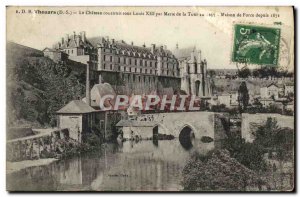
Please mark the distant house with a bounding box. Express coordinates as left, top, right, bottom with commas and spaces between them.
56, 100, 96, 143
284, 84, 294, 96
216, 91, 238, 108
43, 47, 68, 63
260, 83, 279, 99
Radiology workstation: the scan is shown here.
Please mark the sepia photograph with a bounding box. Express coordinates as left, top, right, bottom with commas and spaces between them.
5, 6, 295, 192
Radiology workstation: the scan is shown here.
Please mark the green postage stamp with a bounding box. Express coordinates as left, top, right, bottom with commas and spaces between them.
232, 24, 281, 66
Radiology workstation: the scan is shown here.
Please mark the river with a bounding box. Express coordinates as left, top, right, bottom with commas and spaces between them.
7, 139, 214, 191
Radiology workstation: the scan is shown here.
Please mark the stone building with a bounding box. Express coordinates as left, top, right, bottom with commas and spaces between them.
56, 100, 96, 143
50, 31, 181, 95
284, 83, 294, 96
173, 46, 212, 97
260, 83, 279, 99
43, 47, 68, 63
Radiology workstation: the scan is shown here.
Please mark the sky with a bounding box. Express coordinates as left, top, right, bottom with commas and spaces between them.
6, 6, 294, 70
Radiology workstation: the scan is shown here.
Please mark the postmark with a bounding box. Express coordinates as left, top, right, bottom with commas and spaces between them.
232, 24, 281, 66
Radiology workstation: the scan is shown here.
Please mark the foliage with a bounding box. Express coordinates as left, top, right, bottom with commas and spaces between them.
7, 43, 86, 127
182, 149, 265, 191
82, 132, 102, 147
252, 117, 294, 159
252, 67, 293, 79
222, 137, 267, 171
238, 68, 251, 78
238, 81, 249, 111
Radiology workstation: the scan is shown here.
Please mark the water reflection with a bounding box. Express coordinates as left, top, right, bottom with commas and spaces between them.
7, 139, 214, 191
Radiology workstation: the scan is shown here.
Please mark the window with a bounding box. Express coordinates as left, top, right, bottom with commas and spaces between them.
140, 60, 143, 66
135, 59, 137, 65
124, 58, 126, 64
110, 64, 112, 70
150, 62, 152, 67
118, 57, 120, 63
71, 50, 73, 54
103, 64, 106, 69
110, 56, 113, 62
104, 55, 106, 61
129, 58, 132, 65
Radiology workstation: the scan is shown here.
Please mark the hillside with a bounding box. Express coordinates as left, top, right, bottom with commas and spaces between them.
7, 42, 86, 127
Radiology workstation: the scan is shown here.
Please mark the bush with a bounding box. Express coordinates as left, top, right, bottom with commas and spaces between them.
182, 149, 265, 191
222, 137, 267, 171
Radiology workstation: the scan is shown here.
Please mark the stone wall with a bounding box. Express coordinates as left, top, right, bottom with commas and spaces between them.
59, 114, 83, 142
7, 128, 74, 162
7, 127, 36, 140
241, 113, 294, 142
122, 126, 153, 139
119, 112, 229, 146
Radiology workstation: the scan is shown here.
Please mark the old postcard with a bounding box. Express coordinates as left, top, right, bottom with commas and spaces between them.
6, 6, 294, 192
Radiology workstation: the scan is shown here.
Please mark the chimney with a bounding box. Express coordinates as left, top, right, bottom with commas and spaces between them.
80, 31, 86, 42
131, 41, 134, 46
143, 43, 146, 47
86, 62, 91, 106
73, 31, 76, 39
160, 45, 163, 52
151, 44, 155, 53
112, 39, 115, 44
176, 43, 179, 49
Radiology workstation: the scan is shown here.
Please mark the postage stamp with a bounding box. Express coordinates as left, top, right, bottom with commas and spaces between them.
232, 24, 281, 66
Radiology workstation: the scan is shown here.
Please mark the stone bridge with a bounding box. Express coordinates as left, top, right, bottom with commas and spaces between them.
117, 111, 229, 144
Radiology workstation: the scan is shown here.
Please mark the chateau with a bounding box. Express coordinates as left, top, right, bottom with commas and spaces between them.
173, 46, 212, 96
43, 31, 212, 97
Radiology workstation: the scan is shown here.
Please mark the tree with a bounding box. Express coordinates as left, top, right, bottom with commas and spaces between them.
238, 81, 249, 111
208, 70, 216, 78
238, 68, 251, 78
252, 69, 259, 78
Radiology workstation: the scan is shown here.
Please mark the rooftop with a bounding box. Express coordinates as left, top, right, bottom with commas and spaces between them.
56, 100, 96, 114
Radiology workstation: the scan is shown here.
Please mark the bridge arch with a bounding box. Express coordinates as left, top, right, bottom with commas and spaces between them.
178, 124, 196, 150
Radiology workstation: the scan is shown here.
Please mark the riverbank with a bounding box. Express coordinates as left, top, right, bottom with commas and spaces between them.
6, 158, 58, 175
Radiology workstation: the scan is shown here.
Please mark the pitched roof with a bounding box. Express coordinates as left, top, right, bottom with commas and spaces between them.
43, 47, 57, 52
88, 36, 175, 58
173, 46, 196, 60
56, 100, 96, 114
267, 83, 278, 88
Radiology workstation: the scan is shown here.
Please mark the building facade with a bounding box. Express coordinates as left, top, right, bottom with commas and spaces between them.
260, 83, 279, 99
50, 31, 181, 95
173, 46, 212, 97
